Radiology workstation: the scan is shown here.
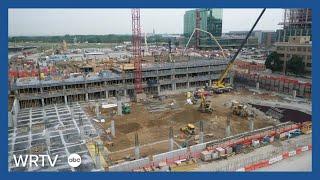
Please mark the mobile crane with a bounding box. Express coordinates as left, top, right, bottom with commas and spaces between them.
184, 8, 266, 94
212, 8, 266, 93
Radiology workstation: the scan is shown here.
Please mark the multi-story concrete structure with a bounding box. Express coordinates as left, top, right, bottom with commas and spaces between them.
184, 9, 223, 37
277, 9, 312, 42
275, 8, 312, 74
226, 30, 277, 47
261, 31, 277, 47
275, 36, 312, 74
199, 36, 259, 49
11, 59, 229, 109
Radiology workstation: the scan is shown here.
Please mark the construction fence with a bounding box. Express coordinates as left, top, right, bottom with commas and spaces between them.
108, 157, 150, 172
107, 122, 302, 172
214, 135, 312, 171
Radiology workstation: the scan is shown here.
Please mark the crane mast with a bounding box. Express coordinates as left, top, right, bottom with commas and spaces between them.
131, 9, 143, 94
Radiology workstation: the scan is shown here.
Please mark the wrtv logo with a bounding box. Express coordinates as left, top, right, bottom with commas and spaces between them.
13, 155, 59, 167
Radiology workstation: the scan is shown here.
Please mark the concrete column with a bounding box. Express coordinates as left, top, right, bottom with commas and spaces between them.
8, 112, 13, 128
157, 85, 161, 95
117, 101, 122, 115
249, 117, 254, 132
169, 127, 174, 151
124, 89, 127, 97
95, 142, 101, 169
11, 99, 18, 129
95, 102, 100, 118
209, 80, 212, 87
85, 83, 89, 101
64, 95, 68, 105
187, 82, 190, 89
134, 133, 140, 159
172, 83, 176, 91
111, 120, 115, 137
226, 115, 231, 137
199, 120, 204, 144
40, 87, 44, 107
105, 90, 109, 99
256, 82, 260, 90
293, 90, 297, 99
14, 98, 20, 112
41, 99, 45, 107
85, 93, 89, 102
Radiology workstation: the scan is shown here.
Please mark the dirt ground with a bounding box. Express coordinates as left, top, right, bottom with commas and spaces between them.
87, 89, 279, 161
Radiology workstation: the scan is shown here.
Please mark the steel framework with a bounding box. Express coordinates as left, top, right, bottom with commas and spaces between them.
132, 9, 143, 94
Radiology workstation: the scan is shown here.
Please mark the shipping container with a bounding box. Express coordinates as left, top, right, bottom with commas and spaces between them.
200, 150, 212, 162
216, 147, 225, 156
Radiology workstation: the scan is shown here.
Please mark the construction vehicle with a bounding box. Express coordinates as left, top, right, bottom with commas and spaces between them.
199, 92, 213, 113
122, 103, 131, 114
301, 121, 312, 134
231, 100, 250, 117
180, 124, 196, 135
184, 9, 266, 94
212, 9, 266, 93
287, 129, 302, 139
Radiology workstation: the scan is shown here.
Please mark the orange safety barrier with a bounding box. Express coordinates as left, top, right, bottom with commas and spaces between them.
296, 147, 302, 155
244, 164, 255, 172
253, 160, 269, 169
282, 152, 289, 159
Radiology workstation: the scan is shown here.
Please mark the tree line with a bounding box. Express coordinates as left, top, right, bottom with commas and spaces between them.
9, 34, 175, 44
265, 52, 307, 75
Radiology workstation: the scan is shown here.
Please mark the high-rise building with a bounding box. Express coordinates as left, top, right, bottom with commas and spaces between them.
277, 9, 312, 42
183, 9, 223, 37
275, 9, 312, 75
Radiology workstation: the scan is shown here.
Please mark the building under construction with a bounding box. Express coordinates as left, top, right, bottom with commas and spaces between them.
277, 8, 312, 42
8, 8, 312, 172
11, 59, 228, 109
275, 8, 312, 74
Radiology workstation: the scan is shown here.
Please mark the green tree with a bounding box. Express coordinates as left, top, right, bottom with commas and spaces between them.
265, 52, 282, 71
287, 55, 305, 75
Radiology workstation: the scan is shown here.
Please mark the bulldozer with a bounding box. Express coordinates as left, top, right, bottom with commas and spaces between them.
231, 100, 250, 117
180, 124, 196, 135
199, 92, 213, 113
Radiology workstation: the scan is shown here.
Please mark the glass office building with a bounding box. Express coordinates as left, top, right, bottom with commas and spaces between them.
183, 9, 223, 37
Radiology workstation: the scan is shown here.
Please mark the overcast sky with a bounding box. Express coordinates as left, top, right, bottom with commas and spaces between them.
9, 8, 284, 36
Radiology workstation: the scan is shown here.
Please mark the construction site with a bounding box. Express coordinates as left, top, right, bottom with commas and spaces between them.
8, 8, 312, 172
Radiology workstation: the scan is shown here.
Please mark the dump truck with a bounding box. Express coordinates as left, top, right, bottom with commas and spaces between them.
180, 124, 196, 135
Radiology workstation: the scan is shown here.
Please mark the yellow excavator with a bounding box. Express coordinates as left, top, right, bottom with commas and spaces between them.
180, 124, 196, 135
199, 92, 213, 113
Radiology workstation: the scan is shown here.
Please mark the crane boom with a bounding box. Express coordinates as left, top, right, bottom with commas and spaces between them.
183, 28, 226, 59
216, 8, 266, 85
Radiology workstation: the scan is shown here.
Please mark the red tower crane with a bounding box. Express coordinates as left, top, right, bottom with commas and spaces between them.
131, 9, 143, 94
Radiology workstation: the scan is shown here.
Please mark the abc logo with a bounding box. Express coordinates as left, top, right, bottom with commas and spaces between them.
68, 153, 81, 167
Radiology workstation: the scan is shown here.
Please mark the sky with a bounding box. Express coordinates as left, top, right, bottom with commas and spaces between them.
8, 8, 284, 36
